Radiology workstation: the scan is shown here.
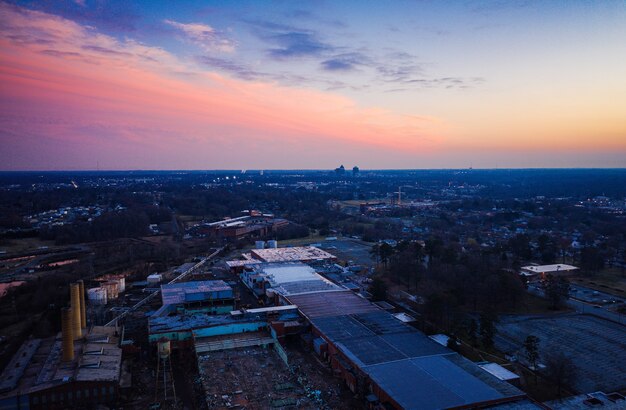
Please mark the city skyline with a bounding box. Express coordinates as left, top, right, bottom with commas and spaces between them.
1, 0, 625, 170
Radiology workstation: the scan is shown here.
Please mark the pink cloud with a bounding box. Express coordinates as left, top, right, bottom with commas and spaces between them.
0, 2, 443, 170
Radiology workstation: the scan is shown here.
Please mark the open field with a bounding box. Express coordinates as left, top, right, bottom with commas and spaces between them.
495, 314, 626, 394
0, 238, 55, 254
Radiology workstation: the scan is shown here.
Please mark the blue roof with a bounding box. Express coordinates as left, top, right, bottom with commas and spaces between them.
364, 355, 514, 410
161, 280, 232, 305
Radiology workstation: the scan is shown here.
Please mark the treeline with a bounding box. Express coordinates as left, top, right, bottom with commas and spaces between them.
372, 240, 526, 333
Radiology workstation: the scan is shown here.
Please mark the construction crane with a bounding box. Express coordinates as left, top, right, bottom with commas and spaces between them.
393, 185, 415, 206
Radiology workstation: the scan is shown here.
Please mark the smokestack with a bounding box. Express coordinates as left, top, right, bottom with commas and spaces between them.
61, 307, 74, 361
77, 280, 86, 329
70, 283, 82, 339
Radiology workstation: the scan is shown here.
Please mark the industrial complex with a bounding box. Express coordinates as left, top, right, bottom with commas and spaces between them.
0, 243, 622, 409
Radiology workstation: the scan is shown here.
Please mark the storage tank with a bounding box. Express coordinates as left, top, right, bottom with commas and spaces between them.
61, 307, 74, 361
267, 240, 278, 248
77, 280, 87, 328
88, 287, 108, 305
116, 277, 126, 293
102, 281, 119, 300
70, 283, 82, 339
255, 241, 265, 249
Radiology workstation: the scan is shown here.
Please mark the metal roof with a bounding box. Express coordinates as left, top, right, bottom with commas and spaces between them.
250, 246, 336, 263
161, 280, 232, 305
285, 290, 380, 319
364, 354, 522, 410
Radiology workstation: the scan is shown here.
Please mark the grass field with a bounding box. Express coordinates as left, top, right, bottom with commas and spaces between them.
0, 238, 56, 254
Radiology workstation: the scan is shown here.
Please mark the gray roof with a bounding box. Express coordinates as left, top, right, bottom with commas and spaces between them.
365, 354, 523, 410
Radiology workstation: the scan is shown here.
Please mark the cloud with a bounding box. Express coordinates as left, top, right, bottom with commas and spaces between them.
321, 52, 371, 72
164, 19, 235, 53
244, 19, 333, 59
266, 31, 332, 58
196, 56, 262, 80
9, 0, 140, 32
0, 2, 443, 170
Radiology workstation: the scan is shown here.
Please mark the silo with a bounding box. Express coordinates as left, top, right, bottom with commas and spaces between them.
70, 283, 82, 339
77, 280, 86, 328
61, 307, 74, 361
267, 240, 278, 248
255, 241, 265, 249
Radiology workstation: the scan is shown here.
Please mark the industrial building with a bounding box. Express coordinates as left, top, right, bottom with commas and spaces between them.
284, 291, 529, 410
154, 280, 235, 316
520, 264, 578, 279
226, 245, 336, 271
196, 212, 289, 241
240, 262, 341, 299
0, 283, 123, 410
148, 305, 301, 349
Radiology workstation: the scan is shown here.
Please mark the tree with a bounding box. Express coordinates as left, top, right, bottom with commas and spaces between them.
468, 319, 479, 347
523, 335, 540, 373
369, 277, 388, 301
580, 247, 605, 274
479, 312, 498, 349
542, 274, 570, 310
378, 242, 394, 267
543, 351, 577, 398
446, 334, 460, 352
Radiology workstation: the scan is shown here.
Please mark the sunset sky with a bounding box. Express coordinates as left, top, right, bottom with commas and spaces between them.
1, 0, 625, 170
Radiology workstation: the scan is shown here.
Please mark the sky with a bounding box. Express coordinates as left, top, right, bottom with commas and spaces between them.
0, 0, 625, 170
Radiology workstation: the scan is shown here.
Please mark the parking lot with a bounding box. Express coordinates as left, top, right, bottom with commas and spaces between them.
495, 314, 626, 393
320, 238, 375, 267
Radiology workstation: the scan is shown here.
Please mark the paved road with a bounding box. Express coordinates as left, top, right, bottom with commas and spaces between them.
528, 284, 625, 325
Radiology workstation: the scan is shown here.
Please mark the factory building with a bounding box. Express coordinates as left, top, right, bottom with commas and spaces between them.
226, 245, 336, 272
197, 212, 289, 241
283, 290, 530, 409
240, 262, 341, 300
520, 264, 578, 279
153, 280, 235, 316
0, 284, 122, 410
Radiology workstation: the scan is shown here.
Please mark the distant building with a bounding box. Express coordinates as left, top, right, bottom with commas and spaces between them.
520, 264, 578, 279
197, 212, 288, 241
334, 165, 346, 175
352, 166, 359, 176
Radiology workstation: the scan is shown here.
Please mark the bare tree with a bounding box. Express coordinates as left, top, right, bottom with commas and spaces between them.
543, 351, 577, 398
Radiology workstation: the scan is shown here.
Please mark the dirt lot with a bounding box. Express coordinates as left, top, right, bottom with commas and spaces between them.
197, 347, 319, 410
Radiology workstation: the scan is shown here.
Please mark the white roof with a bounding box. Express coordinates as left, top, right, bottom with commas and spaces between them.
255, 263, 341, 296
250, 246, 335, 263
478, 363, 519, 381
521, 264, 578, 273
393, 312, 416, 323
428, 334, 450, 346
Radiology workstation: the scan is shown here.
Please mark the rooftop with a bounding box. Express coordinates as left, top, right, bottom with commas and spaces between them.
521, 264, 578, 273
365, 354, 524, 410
161, 280, 232, 305
284, 290, 380, 319
0, 326, 121, 398
249, 246, 336, 263
478, 363, 520, 382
